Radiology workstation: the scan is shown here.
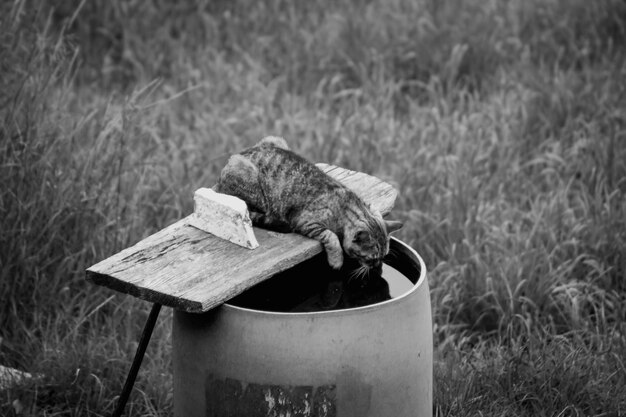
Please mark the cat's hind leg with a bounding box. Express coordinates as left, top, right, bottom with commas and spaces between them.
217, 154, 258, 189
216, 154, 267, 213
249, 211, 292, 233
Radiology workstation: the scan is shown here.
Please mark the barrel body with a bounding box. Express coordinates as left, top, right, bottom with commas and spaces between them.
173, 238, 432, 417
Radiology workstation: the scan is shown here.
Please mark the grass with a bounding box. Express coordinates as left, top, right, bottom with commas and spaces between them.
1, 0, 625, 415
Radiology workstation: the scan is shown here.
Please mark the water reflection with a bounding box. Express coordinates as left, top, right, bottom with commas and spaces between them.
229, 255, 414, 312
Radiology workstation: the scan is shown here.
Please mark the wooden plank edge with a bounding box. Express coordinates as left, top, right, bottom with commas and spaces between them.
85, 268, 204, 312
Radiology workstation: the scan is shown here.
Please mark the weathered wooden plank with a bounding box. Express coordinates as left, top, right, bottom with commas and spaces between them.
86, 164, 398, 313
316, 163, 397, 215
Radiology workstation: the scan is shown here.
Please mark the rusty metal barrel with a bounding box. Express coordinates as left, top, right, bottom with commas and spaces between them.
172, 237, 432, 417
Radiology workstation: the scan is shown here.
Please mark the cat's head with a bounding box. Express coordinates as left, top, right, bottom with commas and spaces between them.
342, 207, 403, 271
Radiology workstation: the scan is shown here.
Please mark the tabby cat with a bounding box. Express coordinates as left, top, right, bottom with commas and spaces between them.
215, 136, 403, 273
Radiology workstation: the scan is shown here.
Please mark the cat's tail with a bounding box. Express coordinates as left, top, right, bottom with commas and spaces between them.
257, 136, 289, 150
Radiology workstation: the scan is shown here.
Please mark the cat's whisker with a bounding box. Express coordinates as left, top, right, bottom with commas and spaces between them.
387, 246, 401, 260
353, 266, 364, 281
348, 266, 364, 282
348, 267, 359, 282
348, 271, 358, 282
357, 265, 369, 281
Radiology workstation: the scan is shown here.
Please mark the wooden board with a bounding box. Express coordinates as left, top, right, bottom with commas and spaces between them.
86, 164, 398, 313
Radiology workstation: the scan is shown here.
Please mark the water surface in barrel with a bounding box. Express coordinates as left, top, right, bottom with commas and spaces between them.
228, 253, 415, 313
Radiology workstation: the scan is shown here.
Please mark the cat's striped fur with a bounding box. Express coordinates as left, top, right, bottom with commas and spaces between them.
215, 137, 403, 271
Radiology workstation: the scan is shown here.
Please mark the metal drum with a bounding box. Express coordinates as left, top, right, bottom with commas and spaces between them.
173, 237, 432, 417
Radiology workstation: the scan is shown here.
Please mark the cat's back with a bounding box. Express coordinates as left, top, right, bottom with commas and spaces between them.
241, 142, 342, 196
241, 142, 312, 175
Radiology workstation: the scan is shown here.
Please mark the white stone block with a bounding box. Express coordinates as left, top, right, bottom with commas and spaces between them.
189, 188, 258, 249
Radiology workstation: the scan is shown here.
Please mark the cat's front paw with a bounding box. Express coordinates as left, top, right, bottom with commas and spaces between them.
306, 228, 344, 269
326, 249, 344, 270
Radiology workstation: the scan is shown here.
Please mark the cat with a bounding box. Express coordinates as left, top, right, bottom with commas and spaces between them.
215, 136, 403, 272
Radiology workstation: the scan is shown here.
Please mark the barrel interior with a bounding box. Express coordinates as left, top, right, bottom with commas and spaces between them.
227, 238, 420, 313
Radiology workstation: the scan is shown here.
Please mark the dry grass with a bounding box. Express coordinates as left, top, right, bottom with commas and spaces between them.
1, 0, 625, 415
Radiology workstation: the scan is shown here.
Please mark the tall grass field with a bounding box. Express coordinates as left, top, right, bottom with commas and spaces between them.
1, 0, 625, 415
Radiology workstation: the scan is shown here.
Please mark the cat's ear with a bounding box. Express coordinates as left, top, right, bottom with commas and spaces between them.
385, 220, 403, 234
353, 230, 370, 243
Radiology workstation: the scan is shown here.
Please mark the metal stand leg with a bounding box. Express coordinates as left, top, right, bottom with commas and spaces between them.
112, 303, 162, 417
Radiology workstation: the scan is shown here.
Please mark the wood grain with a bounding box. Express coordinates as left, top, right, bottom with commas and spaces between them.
86, 164, 398, 313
